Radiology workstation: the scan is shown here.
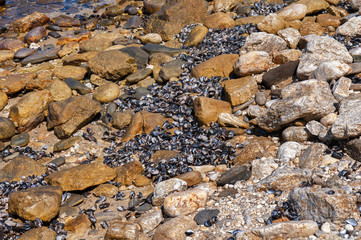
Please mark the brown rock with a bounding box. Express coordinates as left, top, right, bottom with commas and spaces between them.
223, 76, 258, 106
92, 184, 119, 197
0, 117, 15, 140
121, 111, 143, 142
47, 96, 102, 139
88, 50, 136, 80
145, 0, 208, 41
111, 110, 133, 130
276, 4, 307, 21
299, 21, 325, 36
11, 12, 50, 32
175, 171, 202, 186
53, 66, 87, 81
299, 142, 328, 168
149, 52, 173, 66
142, 111, 167, 134
58, 42, 80, 58
10, 89, 53, 132
93, 82, 120, 103
46, 163, 116, 191
233, 51, 270, 76
9, 186, 62, 221
0, 155, 47, 182
191, 54, 238, 78
144, 0, 166, 14
150, 150, 181, 164
184, 25, 208, 46
0, 39, 25, 52
0, 91, 7, 110
80, 38, 113, 52
297, 0, 329, 14
63, 51, 99, 66
235, 16, 265, 25
24, 26, 46, 44
17, 227, 56, 240
193, 97, 232, 126
153, 215, 197, 240
0, 72, 37, 95
273, 49, 302, 64
53, 136, 82, 152
262, 61, 299, 88
204, 12, 235, 29
133, 174, 152, 187
105, 220, 141, 240
0, 50, 15, 62
114, 160, 144, 186
47, 79, 72, 102
257, 13, 285, 34
317, 13, 340, 27
52, 15, 81, 27
64, 214, 92, 239
56, 31, 91, 46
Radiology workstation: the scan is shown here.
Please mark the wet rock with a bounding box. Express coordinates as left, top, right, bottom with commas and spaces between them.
0, 50, 14, 62
21, 46, 60, 65
193, 96, 232, 126
63, 78, 90, 95
217, 113, 249, 128
11, 12, 50, 32
191, 54, 238, 79
243, 220, 318, 239
194, 209, 220, 225
64, 214, 92, 239
0, 155, 47, 181
289, 187, 359, 223
277, 4, 307, 21
297, 35, 352, 80
53, 66, 87, 81
175, 171, 202, 186
17, 227, 56, 240
314, 61, 351, 82
53, 136, 82, 152
234, 51, 270, 77
223, 76, 258, 106
258, 13, 285, 34
9, 89, 52, 132
9, 186, 62, 221
346, 137, 361, 161
184, 25, 208, 46
140, 33, 163, 44
52, 15, 81, 27
299, 142, 328, 168
164, 189, 207, 217
336, 16, 361, 37
80, 38, 112, 52
299, 21, 325, 36
10, 132, 30, 147
144, 0, 166, 13
262, 61, 298, 89
47, 79, 72, 102
282, 126, 310, 142
241, 32, 287, 54
256, 166, 312, 191
14, 48, 37, 59
277, 141, 302, 160
217, 165, 251, 186
330, 96, 361, 139
105, 220, 141, 239
252, 158, 278, 180
47, 96, 102, 139
57, 31, 90, 45
126, 68, 153, 84
110, 110, 133, 130
24, 26, 46, 44
153, 178, 187, 205
153, 215, 197, 240
93, 82, 120, 103
332, 77, 351, 101
123, 16, 143, 29
277, 28, 301, 49
0, 91, 7, 110
158, 59, 185, 82
119, 46, 150, 68
204, 12, 235, 29
136, 210, 163, 234
114, 160, 144, 186
258, 80, 337, 132
88, 50, 136, 80
92, 184, 118, 197
0, 117, 15, 140
141, 43, 184, 56
46, 163, 116, 191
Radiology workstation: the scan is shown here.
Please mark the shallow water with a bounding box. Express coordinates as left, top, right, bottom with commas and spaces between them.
0, 0, 113, 27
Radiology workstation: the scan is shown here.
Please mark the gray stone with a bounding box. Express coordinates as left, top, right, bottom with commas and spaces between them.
336, 16, 361, 37
216, 165, 251, 186
252, 158, 278, 180
255, 92, 268, 106
306, 120, 327, 136
136, 210, 163, 234
241, 32, 287, 54
297, 36, 352, 80
21, 46, 60, 65
123, 16, 143, 29
330, 96, 361, 139
134, 87, 150, 99
314, 61, 351, 82
349, 62, 361, 75
194, 209, 220, 225
119, 47, 149, 67
282, 126, 310, 142
141, 43, 185, 56
332, 77, 351, 101
258, 80, 337, 132
152, 178, 187, 206
299, 142, 328, 168
10, 133, 30, 147
277, 141, 303, 160
14, 48, 38, 59
126, 68, 153, 84
289, 187, 359, 223
64, 78, 90, 95
277, 27, 301, 49
158, 59, 185, 82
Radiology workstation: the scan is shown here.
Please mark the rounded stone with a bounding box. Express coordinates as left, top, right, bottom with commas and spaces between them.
10, 132, 30, 147
140, 33, 162, 44
47, 79, 72, 102
24, 26, 47, 44
0, 91, 8, 110
255, 92, 268, 106
93, 82, 120, 103
0, 117, 16, 140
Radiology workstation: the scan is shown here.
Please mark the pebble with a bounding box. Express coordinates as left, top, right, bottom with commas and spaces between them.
10, 132, 30, 147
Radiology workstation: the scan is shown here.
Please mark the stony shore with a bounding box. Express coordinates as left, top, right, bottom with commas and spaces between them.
1, 0, 361, 239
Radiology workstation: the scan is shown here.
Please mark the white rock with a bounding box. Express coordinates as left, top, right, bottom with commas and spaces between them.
136, 210, 163, 234
277, 28, 301, 49
140, 33, 162, 44
252, 158, 278, 180
277, 141, 302, 160
241, 32, 287, 54
332, 77, 352, 101
306, 120, 326, 136
152, 178, 187, 205
321, 222, 331, 233
276, 4, 307, 21
336, 16, 361, 37
217, 112, 249, 128
314, 61, 351, 82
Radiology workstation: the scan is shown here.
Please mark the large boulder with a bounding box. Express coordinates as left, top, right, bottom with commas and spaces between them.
47, 96, 102, 139
145, 0, 208, 41
258, 80, 337, 132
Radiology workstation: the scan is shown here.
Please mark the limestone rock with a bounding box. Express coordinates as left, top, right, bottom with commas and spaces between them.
153, 215, 197, 240
252, 158, 278, 180
9, 186, 62, 221
217, 112, 249, 128
282, 126, 310, 142
191, 54, 238, 78
136, 210, 163, 234
193, 97, 232, 126
299, 21, 325, 36
332, 77, 351, 101
276, 4, 307, 21
314, 61, 351, 82
277, 141, 302, 160
296, 0, 329, 15
336, 16, 361, 37
233, 51, 270, 77
277, 28, 301, 49
46, 163, 116, 191
241, 32, 287, 54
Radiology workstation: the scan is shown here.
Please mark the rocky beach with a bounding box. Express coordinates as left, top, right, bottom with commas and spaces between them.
1, 0, 361, 239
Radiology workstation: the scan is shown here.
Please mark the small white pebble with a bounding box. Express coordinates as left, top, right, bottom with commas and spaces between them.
345, 224, 354, 232
321, 222, 331, 233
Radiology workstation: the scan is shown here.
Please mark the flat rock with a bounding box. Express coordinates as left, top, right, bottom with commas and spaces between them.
80, 38, 112, 52
53, 66, 87, 81
123, 15, 143, 29
191, 54, 238, 78
15, 48, 38, 59
163, 189, 207, 217
330, 96, 361, 139
175, 171, 202, 186
296, 0, 329, 14
8, 186, 62, 221
47, 96, 102, 139
299, 22, 325, 36
262, 61, 299, 88
63, 78, 90, 95
333, 77, 351, 101
17, 227, 56, 240
52, 15, 81, 27
241, 32, 287, 54
92, 184, 119, 198
153, 215, 197, 240
216, 165, 251, 186
299, 142, 328, 168
258, 80, 337, 132
289, 187, 359, 223
193, 96, 232, 126
0, 50, 14, 62
9, 89, 52, 132
88, 50, 136, 80
0, 39, 25, 51
126, 68, 153, 84
53, 136, 82, 152
0, 155, 47, 182
194, 209, 220, 225
0, 117, 15, 140
21, 46, 60, 65
46, 163, 116, 191
0, 72, 36, 95
141, 43, 185, 56
11, 12, 50, 32
105, 220, 141, 240
119, 46, 149, 67
223, 76, 258, 106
